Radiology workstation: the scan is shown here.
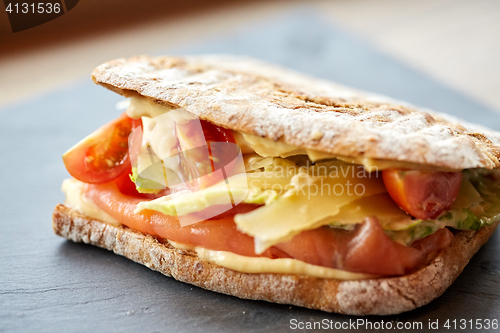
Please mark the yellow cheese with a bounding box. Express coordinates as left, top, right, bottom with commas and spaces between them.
135, 174, 249, 216
243, 154, 274, 171
241, 133, 307, 158
134, 169, 295, 217
451, 176, 483, 209
326, 193, 413, 230
235, 165, 387, 253
238, 133, 453, 171
168, 241, 375, 280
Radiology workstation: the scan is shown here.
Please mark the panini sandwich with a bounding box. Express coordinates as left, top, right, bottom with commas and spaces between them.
53, 55, 500, 315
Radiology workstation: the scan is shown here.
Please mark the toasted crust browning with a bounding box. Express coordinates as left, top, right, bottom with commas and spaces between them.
52, 204, 499, 315
92, 55, 500, 170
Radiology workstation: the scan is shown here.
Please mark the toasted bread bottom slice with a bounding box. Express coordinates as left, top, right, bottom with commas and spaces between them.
52, 204, 498, 315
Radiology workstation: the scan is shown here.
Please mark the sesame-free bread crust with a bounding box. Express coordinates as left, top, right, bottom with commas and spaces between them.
52, 204, 499, 315
92, 55, 500, 171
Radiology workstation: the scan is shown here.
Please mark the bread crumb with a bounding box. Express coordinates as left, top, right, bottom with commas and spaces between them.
311, 131, 324, 140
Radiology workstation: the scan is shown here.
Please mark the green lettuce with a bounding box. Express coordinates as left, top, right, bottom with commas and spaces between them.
130, 167, 166, 194
135, 179, 280, 216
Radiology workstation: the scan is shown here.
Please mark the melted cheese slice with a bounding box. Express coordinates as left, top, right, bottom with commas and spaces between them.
235, 169, 387, 253
327, 193, 413, 230
135, 170, 296, 216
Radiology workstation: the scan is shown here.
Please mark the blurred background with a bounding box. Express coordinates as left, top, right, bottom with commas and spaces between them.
2, 1, 500, 330
1, 0, 500, 112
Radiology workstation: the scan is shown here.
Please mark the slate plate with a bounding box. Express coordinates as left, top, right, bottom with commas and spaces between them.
1, 9, 499, 333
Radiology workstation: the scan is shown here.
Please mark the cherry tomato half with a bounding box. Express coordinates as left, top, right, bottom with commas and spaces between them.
63, 112, 141, 184
382, 169, 463, 219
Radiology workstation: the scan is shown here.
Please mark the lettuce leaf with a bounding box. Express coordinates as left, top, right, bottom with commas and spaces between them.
130, 167, 166, 194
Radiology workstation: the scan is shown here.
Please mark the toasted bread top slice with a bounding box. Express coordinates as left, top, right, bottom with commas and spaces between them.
92, 55, 500, 170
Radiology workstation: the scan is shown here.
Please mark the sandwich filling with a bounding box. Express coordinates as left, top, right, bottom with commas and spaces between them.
61, 98, 500, 278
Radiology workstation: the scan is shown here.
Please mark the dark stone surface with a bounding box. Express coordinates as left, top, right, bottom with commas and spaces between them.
1, 9, 499, 333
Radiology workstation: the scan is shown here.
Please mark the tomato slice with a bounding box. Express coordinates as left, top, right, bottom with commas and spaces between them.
63, 113, 141, 184
382, 169, 463, 219
176, 119, 238, 190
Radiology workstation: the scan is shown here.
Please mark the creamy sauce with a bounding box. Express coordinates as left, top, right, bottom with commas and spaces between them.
62, 179, 119, 226
168, 240, 375, 280
240, 133, 457, 172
